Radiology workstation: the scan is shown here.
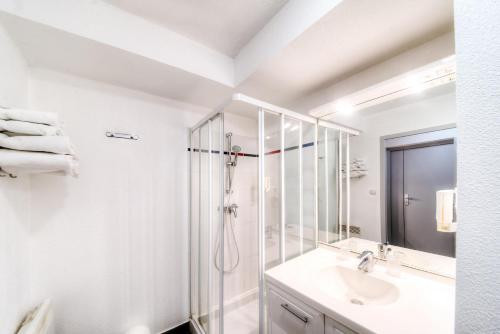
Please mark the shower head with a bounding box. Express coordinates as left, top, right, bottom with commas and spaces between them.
232, 145, 242, 166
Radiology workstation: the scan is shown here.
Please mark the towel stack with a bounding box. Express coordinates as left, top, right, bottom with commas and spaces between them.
0, 108, 78, 177
342, 158, 368, 179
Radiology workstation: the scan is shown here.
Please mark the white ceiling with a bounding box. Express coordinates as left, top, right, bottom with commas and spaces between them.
0, 0, 455, 112
239, 0, 454, 109
0, 13, 232, 107
104, 0, 288, 57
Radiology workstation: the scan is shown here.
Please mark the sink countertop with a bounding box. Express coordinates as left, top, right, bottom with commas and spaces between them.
265, 246, 455, 334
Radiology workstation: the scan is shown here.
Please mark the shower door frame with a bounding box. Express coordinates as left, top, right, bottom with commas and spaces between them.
190, 111, 225, 334
189, 94, 360, 334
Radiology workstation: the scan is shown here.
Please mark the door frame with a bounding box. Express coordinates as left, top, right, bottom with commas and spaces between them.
379, 124, 457, 243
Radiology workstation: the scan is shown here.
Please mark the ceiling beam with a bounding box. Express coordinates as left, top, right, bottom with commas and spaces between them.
0, 0, 235, 87
234, 0, 343, 85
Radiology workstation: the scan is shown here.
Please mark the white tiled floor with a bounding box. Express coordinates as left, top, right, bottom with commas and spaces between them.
223, 297, 259, 334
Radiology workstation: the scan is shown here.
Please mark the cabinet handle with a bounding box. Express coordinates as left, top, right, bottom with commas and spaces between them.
281, 303, 309, 323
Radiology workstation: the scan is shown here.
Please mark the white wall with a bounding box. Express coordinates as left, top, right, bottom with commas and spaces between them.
455, 1, 500, 332
26, 69, 207, 334
219, 113, 259, 302
347, 90, 456, 241
0, 23, 33, 334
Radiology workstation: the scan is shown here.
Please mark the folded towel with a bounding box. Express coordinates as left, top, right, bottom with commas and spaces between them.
0, 120, 62, 136
0, 108, 59, 126
0, 149, 78, 177
0, 133, 75, 155
16, 299, 54, 334
436, 189, 457, 232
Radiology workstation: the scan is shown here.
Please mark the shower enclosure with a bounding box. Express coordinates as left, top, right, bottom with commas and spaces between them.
189, 94, 359, 334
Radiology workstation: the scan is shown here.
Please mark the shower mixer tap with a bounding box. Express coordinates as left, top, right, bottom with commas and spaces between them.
224, 203, 239, 218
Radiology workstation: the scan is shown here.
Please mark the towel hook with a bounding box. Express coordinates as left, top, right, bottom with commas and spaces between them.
105, 131, 138, 140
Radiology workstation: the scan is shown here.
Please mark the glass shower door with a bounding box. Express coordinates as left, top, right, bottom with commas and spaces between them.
190, 114, 224, 334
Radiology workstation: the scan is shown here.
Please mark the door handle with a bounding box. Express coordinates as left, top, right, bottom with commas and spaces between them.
404, 194, 417, 206
281, 303, 309, 323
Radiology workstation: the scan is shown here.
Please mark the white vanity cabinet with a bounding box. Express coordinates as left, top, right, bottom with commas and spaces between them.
325, 317, 358, 334
267, 283, 358, 334
267, 285, 324, 334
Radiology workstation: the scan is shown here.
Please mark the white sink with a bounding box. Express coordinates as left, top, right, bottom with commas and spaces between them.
316, 266, 400, 306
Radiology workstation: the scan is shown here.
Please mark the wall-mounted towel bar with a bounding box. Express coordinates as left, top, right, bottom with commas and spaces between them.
105, 131, 138, 140
0, 167, 17, 178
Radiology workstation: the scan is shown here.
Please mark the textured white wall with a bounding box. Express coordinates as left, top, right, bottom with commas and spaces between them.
347, 91, 456, 242
26, 69, 207, 334
0, 23, 32, 334
455, 1, 500, 332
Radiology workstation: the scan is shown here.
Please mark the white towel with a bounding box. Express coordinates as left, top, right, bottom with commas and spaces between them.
16, 299, 54, 334
0, 133, 75, 155
0, 120, 62, 136
0, 108, 59, 126
0, 149, 78, 177
436, 189, 457, 232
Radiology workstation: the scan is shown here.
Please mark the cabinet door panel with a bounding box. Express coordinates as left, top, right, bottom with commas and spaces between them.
325, 317, 358, 334
268, 287, 324, 334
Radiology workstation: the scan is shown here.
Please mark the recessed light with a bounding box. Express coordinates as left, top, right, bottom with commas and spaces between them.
335, 101, 354, 114
407, 76, 425, 93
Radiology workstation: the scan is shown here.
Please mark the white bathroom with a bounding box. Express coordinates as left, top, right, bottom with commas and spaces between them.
0, 1, 499, 334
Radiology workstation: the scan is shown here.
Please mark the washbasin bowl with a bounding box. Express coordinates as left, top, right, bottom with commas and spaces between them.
315, 266, 399, 306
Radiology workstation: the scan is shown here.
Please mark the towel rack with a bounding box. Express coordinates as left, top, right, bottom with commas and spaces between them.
0, 167, 17, 178
105, 131, 139, 140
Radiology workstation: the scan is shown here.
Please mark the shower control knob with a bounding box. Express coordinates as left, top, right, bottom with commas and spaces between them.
225, 203, 239, 218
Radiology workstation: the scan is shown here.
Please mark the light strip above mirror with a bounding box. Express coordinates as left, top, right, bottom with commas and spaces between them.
310, 55, 456, 120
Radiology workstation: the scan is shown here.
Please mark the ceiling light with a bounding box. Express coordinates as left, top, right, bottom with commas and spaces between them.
335, 101, 354, 114
309, 55, 456, 120
407, 76, 425, 93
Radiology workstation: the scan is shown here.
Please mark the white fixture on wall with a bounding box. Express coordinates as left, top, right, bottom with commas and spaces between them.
342, 158, 367, 179
310, 55, 456, 120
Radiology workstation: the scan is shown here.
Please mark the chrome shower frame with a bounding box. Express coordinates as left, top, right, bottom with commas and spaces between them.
189, 94, 359, 334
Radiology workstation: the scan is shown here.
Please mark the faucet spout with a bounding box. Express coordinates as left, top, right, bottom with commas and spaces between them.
357, 250, 375, 272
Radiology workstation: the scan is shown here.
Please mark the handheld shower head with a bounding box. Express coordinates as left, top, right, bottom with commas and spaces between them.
232, 145, 242, 166
232, 145, 242, 153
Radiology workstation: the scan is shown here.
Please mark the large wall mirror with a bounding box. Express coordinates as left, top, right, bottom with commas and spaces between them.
316, 57, 457, 276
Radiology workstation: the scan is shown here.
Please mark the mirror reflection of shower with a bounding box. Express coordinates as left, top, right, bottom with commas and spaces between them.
215, 132, 241, 273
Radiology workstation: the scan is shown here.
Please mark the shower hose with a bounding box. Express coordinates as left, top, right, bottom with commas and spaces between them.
214, 168, 240, 273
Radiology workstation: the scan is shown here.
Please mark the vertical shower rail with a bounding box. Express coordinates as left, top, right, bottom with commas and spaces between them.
258, 108, 265, 334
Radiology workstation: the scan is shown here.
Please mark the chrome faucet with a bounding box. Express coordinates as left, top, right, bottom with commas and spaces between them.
357, 250, 375, 272
224, 203, 239, 218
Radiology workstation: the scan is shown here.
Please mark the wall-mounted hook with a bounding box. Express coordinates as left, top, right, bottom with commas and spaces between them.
105, 131, 139, 140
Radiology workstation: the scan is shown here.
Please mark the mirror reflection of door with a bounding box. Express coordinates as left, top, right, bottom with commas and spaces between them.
387, 131, 456, 257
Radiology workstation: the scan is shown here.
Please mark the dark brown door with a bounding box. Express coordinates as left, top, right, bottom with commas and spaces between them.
389, 142, 456, 257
